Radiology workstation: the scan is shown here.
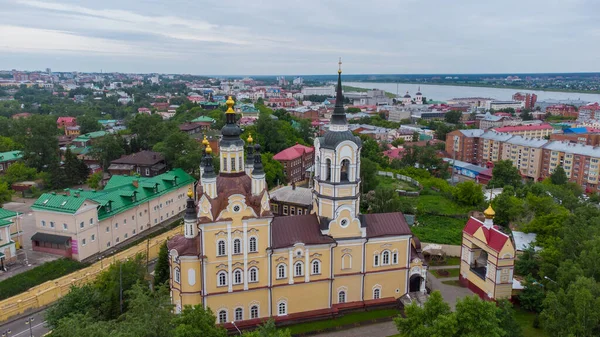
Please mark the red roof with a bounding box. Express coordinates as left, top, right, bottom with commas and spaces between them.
493, 123, 552, 132
271, 214, 335, 249
362, 212, 412, 238
273, 144, 314, 161
57, 116, 76, 123
463, 217, 510, 252
580, 102, 600, 111
383, 148, 405, 160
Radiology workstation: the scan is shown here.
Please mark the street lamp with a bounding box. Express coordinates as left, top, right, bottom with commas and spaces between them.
25, 317, 34, 337
1, 329, 11, 337
544, 276, 557, 284
231, 321, 242, 335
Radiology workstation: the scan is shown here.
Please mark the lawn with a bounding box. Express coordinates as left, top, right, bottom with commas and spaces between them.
417, 194, 472, 216
411, 215, 465, 245
441, 280, 463, 287
378, 176, 419, 192
514, 307, 548, 337
286, 308, 401, 335
432, 268, 460, 278
428, 256, 461, 266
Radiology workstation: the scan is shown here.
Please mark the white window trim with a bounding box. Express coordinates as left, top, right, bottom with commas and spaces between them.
342, 254, 352, 270
373, 254, 380, 267
392, 250, 398, 265
294, 261, 303, 277
277, 263, 287, 279
217, 271, 227, 287
250, 304, 260, 319
234, 307, 243, 321
249, 236, 258, 253
233, 269, 243, 285
217, 239, 226, 256
249, 267, 259, 283
382, 250, 391, 265
373, 286, 382, 299
277, 301, 287, 316
338, 290, 346, 303
233, 238, 242, 255
218, 310, 228, 324
174, 267, 181, 284
311, 259, 321, 275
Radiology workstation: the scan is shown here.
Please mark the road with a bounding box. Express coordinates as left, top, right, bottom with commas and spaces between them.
0, 311, 48, 337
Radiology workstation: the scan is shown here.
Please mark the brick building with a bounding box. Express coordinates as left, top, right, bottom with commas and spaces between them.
273, 144, 314, 183
512, 92, 537, 110
577, 103, 600, 121
550, 133, 600, 146
540, 142, 600, 192
445, 129, 484, 164
492, 123, 553, 139
546, 104, 578, 118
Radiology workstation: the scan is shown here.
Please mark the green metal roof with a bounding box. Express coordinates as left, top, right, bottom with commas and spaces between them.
191, 116, 215, 123
32, 169, 195, 220
0, 151, 23, 163
73, 131, 107, 142
70, 146, 92, 155
0, 208, 18, 221
0, 219, 12, 227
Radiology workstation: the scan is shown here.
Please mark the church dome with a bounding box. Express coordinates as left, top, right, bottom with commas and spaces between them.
321, 129, 362, 149
484, 204, 495, 218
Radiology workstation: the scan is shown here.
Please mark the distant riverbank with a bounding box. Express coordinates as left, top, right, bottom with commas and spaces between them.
342, 85, 396, 99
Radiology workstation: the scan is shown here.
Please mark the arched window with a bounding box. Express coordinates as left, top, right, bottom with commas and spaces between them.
233, 269, 243, 284
217, 271, 227, 286
277, 301, 287, 316
312, 260, 321, 275
234, 307, 243, 321
341, 254, 352, 270
392, 251, 398, 264
218, 310, 227, 323
277, 264, 287, 279
374, 254, 380, 267
249, 237, 257, 252
373, 288, 381, 299
338, 291, 346, 303
174, 267, 181, 284
250, 305, 259, 319
325, 159, 332, 181
340, 159, 350, 182
233, 238, 241, 254
217, 240, 226, 256
382, 251, 390, 265
294, 262, 303, 277
249, 267, 258, 282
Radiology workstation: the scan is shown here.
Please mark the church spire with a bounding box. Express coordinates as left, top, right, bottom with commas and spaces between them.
330, 57, 347, 127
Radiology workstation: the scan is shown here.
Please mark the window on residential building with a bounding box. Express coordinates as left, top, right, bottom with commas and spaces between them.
283, 205, 288, 215
82, 238, 86, 246
290, 207, 295, 215
233, 269, 243, 284
217, 271, 227, 286
107, 241, 111, 247
233, 238, 241, 254
312, 260, 321, 275
63, 223, 68, 230
294, 262, 303, 277
278, 302, 287, 316
250, 305, 259, 319
116, 237, 120, 243
249, 267, 258, 282
115, 223, 119, 229
124, 233, 128, 239
235, 307, 243, 321
50, 221, 55, 228
373, 288, 381, 299
338, 291, 346, 303
174, 267, 181, 284
90, 218, 94, 225
277, 264, 286, 279
272, 204, 279, 213
41, 220, 46, 227
123, 219, 126, 224
106, 226, 109, 232
218, 310, 227, 323
249, 237, 257, 252
217, 240, 226, 256
91, 234, 95, 242
145, 168, 150, 176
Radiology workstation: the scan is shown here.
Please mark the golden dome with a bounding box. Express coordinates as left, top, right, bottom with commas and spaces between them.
338, 57, 342, 74
205, 144, 212, 154
247, 133, 253, 143
202, 135, 209, 146
484, 204, 495, 218
225, 96, 235, 114
187, 187, 193, 198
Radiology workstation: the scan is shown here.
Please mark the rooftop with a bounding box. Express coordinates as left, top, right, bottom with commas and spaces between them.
111, 150, 165, 166
273, 144, 314, 161
543, 141, 600, 157
270, 185, 312, 206
503, 135, 548, 147
0, 151, 23, 163
73, 131, 107, 142
493, 123, 553, 133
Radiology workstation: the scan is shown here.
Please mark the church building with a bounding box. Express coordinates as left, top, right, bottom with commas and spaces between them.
167, 63, 427, 328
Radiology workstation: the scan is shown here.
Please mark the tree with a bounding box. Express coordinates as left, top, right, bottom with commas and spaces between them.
90, 135, 125, 171
0, 136, 21, 152
63, 148, 90, 185
394, 291, 454, 337
367, 185, 402, 213
171, 305, 227, 337
515, 244, 540, 277
46, 284, 103, 329
496, 299, 523, 337
17, 115, 60, 172
412, 131, 419, 142
0, 182, 11, 207
520, 109, 533, 121
488, 160, 522, 189
519, 276, 545, 313
153, 242, 170, 287
0, 161, 37, 186
347, 107, 361, 113
243, 319, 291, 337
452, 181, 485, 206
444, 110, 463, 124
360, 157, 379, 193
453, 296, 504, 337
550, 165, 568, 185
87, 172, 103, 190
491, 186, 524, 227
78, 114, 102, 134
153, 131, 203, 176
391, 138, 404, 147
261, 153, 286, 188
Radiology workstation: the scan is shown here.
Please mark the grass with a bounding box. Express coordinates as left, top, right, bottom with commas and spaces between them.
286, 308, 401, 335
441, 280, 463, 287
411, 215, 465, 245
0, 258, 88, 300
514, 307, 548, 337
378, 176, 419, 192
432, 268, 460, 278
417, 194, 471, 216
428, 256, 461, 266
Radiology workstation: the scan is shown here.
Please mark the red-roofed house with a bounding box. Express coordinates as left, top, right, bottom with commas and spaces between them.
459, 206, 515, 300
267, 97, 298, 108
492, 123, 553, 138
577, 102, 600, 121
383, 147, 405, 161
57, 117, 77, 129
546, 104, 578, 118
138, 107, 151, 115
273, 144, 314, 183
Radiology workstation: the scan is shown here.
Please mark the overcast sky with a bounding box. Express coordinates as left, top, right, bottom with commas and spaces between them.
0, 0, 598, 75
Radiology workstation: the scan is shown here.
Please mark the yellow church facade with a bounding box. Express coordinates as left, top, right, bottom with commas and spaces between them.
168, 68, 427, 328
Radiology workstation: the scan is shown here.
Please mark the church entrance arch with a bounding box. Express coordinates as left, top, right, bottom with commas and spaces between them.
409, 274, 423, 292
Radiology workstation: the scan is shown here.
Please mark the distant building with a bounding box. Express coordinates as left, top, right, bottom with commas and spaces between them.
550, 132, 600, 146
445, 129, 485, 164
0, 151, 23, 174
293, 77, 304, 86
273, 144, 314, 183
179, 122, 210, 135
577, 103, 600, 121
345, 90, 392, 106
57, 117, 77, 129
512, 92, 537, 110
447, 97, 495, 109
492, 123, 553, 139
489, 101, 524, 111
108, 150, 167, 177
73, 131, 107, 147
269, 185, 312, 216
301, 86, 335, 96
0, 208, 20, 268
266, 97, 298, 108
546, 104, 578, 118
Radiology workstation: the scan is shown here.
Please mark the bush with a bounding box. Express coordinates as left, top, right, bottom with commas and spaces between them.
0, 258, 87, 300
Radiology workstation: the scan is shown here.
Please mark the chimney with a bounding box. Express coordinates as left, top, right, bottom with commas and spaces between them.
132, 179, 139, 188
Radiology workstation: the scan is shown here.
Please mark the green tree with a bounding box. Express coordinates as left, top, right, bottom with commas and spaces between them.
515, 244, 540, 277
520, 109, 533, 121
550, 165, 568, 185
0, 182, 11, 207
491, 186, 524, 227
394, 290, 454, 337
360, 157, 379, 193
412, 132, 419, 142
391, 138, 405, 147
0, 136, 21, 152
488, 160, 522, 189
444, 110, 463, 124
172, 305, 227, 337
86, 171, 103, 189
153, 132, 203, 176
452, 181, 485, 206
261, 152, 286, 188
46, 284, 103, 329
453, 296, 503, 337
63, 148, 89, 185
243, 319, 291, 337
90, 135, 125, 171
0, 161, 37, 186
78, 114, 102, 134
153, 242, 170, 287
519, 276, 545, 313
496, 299, 523, 337
17, 115, 60, 172
368, 185, 401, 213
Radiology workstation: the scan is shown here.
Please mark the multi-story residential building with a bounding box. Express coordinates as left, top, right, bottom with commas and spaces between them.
269, 185, 312, 216
108, 150, 167, 177
540, 141, 600, 192
546, 104, 578, 118
489, 101, 524, 111
0, 151, 23, 174
273, 144, 314, 183
500, 136, 547, 181
301, 86, 335, 97
30, 169, 194, 261
512, 92, 537, 110
447, 97, 495, 109
460, 206, 515, 300
577, 103, 600, 122
167, 72, 427, 329
478, 113, 510, 130
492, 123, 553, 139
445, 129, 485, 164
478, 131, 513, 165
550, 132, 600, 146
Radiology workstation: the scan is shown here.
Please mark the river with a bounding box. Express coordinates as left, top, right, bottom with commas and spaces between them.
344, 82, 600, 103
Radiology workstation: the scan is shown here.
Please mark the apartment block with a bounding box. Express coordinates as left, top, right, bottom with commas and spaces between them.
550, 133, 600, 146
445, 129, 484, 164
478, 131, 513, 165
540, 142, 600, 192
500, 136, 547, 181
492, 123, 553, 139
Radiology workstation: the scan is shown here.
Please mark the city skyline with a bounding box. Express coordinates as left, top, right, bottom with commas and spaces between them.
1, 0, 599, 75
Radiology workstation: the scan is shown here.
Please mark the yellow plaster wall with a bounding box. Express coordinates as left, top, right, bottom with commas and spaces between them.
332, 275, 362, 303
364, 239, 408, 273
272, 281, 330, 315
207, 288, 270, 319
364, 269, 407, 299
334, 244, 363, 275
327, 208, 361, 238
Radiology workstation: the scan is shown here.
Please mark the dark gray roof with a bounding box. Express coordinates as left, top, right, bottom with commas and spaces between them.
320, 130, 362, 149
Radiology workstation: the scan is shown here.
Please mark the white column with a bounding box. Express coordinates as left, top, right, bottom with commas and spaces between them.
243, 221, 248, 290
227, 224, 233, 293
304, 247, 310, 283
288, 250, 294, 284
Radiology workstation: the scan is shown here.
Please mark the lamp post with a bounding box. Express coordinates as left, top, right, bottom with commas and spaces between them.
231, 321, 242, 336
1, 329, 11, 337
25, 317, 34, 337
544, 276, 557, 284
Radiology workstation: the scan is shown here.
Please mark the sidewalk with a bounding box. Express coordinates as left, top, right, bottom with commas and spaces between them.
311, 321, 398, 337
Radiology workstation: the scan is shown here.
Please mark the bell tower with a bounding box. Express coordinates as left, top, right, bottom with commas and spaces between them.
312, 59, 363, 237
219, 96, 245, 174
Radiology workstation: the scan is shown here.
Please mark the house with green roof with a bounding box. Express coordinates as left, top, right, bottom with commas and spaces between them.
191, 116, 216, 124
30, 168, 195, 261
237, 103, 259, 117
73, 131, 107, 147
0, 151, 23, 174
0, 208, 19, 268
